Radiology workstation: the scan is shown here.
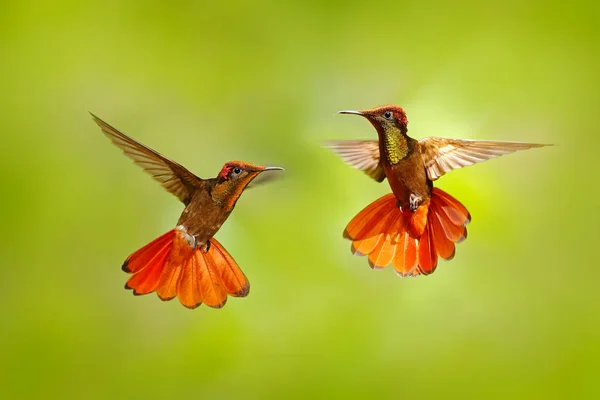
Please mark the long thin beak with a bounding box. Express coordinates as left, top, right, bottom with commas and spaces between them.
263, 166, 284, 171
337, 110, 364, 116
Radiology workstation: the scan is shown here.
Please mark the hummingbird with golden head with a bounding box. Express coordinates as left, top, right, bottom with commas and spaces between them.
91, 114, 283, 309
327, 105, 549, 276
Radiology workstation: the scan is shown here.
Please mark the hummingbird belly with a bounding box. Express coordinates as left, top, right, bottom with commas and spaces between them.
176, 195, 230, 248
384, 157, 431, 210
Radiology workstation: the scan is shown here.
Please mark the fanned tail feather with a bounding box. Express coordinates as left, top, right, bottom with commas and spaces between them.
343, 188, 470, 276
210, 237, 250, 298
122, 229, 249, 309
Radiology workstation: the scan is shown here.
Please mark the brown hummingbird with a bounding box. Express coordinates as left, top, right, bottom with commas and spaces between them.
326, 105, 549, 276
91, 113, 283, 309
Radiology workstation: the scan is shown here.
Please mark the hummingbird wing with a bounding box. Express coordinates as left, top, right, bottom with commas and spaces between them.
324, 140, 385, 182
91, 113, 201, 204
418, 137, 549, 181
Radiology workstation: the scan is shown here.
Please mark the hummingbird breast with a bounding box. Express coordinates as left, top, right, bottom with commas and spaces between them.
176, 189, 231, 247
384, 150, 432, 208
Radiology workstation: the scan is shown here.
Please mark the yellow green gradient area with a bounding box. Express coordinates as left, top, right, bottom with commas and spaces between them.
0, 1, 598, 398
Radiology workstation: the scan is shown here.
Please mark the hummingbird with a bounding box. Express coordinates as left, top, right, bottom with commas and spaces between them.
326, 105, 549, 276
91, 114, 283, 309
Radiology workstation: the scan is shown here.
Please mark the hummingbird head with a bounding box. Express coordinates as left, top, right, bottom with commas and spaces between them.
338, 105, 408, 135
217, 161, 283, 182
213, 161, 283, 210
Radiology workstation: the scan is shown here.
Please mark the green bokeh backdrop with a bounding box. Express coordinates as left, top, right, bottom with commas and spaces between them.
1, 0, 598, 398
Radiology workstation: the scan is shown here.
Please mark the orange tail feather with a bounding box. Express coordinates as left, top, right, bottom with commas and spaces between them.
344, 188, 470, 276
428, 206, 456, 260
122, 229, 249, 309
368, 212, 402, 269
196, 250, 228, 308
417, 224, 438, 275
210, 237, 250, 297
176, 255, 203, 309
124, 239, 172, 295
393, 233, 419, 276
122, 230, 175, 273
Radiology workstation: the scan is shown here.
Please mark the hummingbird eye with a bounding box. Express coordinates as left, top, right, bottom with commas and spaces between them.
383, 111, 393, 120
232, 167, 243, 175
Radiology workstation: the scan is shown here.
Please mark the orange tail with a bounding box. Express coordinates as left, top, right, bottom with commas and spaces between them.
344, 188, 471, 276
122, 229, 249, 309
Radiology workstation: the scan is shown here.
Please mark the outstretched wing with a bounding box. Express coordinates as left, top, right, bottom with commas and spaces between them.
324, 140, 386, 182
418, 137, 550, 181
91, 113, 201, 204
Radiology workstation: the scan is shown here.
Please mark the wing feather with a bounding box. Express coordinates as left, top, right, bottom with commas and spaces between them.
418, 137, 550, 180
324, 140, 386, 182
91, 113, 201, 204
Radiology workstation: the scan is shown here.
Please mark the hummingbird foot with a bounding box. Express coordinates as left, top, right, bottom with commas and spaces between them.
396, 200, 405, 212
177, 225, 198, 248
203, 240, 211, 253
409, 193, 422, 213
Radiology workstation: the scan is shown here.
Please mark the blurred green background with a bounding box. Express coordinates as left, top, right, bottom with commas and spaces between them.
1, 0, 598, 398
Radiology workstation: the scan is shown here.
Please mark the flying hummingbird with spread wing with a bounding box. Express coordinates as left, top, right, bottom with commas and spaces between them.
326, 105, 549, 276
91, 114, 283, 309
